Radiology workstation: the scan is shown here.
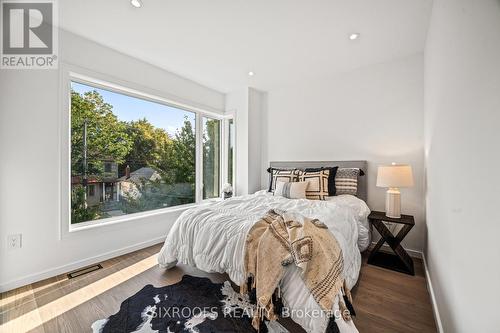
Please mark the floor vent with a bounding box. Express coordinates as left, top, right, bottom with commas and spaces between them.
67, 264, 103, 279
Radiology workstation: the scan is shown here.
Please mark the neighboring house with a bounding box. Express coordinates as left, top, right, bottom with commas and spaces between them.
71, 160, 120, 207
118, 166, 162, 200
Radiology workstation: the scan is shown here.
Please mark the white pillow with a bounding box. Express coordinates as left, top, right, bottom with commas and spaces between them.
274, 181, 308, 199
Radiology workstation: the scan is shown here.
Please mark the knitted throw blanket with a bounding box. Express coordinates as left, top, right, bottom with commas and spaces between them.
242, 209, 353, 329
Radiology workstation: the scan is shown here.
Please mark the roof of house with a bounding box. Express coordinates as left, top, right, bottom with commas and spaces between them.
118, 167, 161, 182
71, 175, 105, 185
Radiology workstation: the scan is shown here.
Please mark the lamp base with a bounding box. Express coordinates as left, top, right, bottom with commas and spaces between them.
385, 188, 401, 218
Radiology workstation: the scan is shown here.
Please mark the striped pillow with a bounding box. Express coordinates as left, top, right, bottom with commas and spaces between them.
268, 168, 300, 192
274, 181, 308, 199
298, 169, 330, 200
335, 168, 361, 195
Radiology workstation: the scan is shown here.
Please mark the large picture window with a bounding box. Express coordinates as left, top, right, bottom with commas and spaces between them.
70, 80, 225, 225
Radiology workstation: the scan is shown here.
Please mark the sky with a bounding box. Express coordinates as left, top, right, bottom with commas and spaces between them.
71, 82, 195, 136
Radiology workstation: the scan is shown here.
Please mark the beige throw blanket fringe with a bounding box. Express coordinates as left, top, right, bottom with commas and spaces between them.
243, 209, 351, 329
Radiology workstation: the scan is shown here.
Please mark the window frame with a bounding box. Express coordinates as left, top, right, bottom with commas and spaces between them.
88, 184, 95, 197
61, 69, 233, 236
104, 162, 112, 173
224, 117, 236, 189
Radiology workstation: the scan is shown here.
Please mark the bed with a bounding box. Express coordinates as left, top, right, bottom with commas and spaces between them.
158, 161, 371, 333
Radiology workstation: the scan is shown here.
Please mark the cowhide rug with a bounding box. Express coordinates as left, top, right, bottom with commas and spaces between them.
91, 275, 289, 333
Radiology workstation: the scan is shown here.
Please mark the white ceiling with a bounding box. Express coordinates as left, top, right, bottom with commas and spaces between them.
60, 0, 432, 93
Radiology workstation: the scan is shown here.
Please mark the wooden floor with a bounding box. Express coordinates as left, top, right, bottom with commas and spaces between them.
0, 244, 437, 333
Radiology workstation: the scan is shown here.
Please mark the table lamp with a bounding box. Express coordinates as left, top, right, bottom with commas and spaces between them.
376, 163, 414, 218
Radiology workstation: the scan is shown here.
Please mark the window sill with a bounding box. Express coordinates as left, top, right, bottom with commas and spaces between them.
68, 199, 221, 233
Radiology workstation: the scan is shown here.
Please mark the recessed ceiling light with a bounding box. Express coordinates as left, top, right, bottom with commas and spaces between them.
349, 33, 360, 40
248, 71, 255, 76
131, 0, 142, 8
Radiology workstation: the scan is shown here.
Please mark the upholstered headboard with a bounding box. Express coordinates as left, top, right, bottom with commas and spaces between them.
269, 160, 368, 202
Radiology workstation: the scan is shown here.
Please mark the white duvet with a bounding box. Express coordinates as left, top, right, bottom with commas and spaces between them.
158, 190, 370, 333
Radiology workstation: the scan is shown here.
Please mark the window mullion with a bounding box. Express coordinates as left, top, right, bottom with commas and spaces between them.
195, 113, 203, 203
221, 119, 227, 190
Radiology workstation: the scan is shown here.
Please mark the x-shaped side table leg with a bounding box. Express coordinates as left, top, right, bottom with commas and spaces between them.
368, 219, 415, 275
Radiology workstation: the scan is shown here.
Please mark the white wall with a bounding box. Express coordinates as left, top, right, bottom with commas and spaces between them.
262, 54, 426, 252
248, 88, 266, 194
424, 0, 500, 331
0, 30, 225, 291
226, 88, 249, 196
226, 87, 265, 196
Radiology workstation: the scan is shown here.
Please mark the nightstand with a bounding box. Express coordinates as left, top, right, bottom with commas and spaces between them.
367, 211, 415, 275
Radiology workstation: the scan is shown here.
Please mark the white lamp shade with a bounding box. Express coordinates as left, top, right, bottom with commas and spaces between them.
376, 164, 414, 188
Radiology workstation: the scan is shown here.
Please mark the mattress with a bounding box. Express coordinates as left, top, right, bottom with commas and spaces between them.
158, 190, 370, 333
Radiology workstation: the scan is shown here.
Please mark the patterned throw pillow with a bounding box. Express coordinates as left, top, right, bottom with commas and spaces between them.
304, 166, 339, 196
335, 168, 361, 196
274, 181, 308, 199
298, 169, 330, 200
268, 168, 300, 192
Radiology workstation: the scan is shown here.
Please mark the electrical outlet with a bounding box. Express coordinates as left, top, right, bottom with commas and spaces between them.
7, 234, 22, 250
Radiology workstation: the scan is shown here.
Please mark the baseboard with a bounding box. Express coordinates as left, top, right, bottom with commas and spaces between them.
0, 236, 165, 293
369, 241, 423, 259
422, 254, 444, 333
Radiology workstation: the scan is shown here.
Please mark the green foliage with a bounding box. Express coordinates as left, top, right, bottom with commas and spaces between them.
71, 90, 132, 176
71, 185, 100, 224
121, 118, 173, 176
156, 117, 196, 185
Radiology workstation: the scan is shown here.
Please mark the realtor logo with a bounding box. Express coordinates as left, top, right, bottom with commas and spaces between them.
1, 0, 58, 69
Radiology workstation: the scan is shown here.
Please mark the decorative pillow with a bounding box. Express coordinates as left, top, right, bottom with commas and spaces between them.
335, 168, 361, 196
298, 169, 330, 200
304, 166, 338, 196
274, 181, 308, 199
267, 168, 300, 192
